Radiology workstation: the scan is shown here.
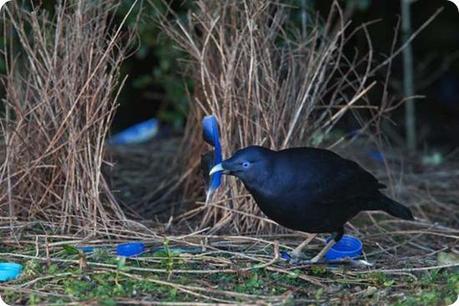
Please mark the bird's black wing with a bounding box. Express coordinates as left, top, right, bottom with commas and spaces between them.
278, 148, 384, 203
320, 157, 385, 201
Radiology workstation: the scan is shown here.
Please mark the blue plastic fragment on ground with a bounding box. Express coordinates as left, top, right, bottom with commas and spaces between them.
280, 251, 291, 261
108, 118, 159, 145
0, 262, 23, 282
367, 150, 385, 163
78, 246, 95, 253
116, 242, 145, 257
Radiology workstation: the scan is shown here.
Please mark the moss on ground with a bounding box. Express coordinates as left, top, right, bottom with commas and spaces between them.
1, 245, 457, 305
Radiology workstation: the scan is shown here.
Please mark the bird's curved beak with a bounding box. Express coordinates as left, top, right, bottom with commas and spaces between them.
209, 163, 227, 176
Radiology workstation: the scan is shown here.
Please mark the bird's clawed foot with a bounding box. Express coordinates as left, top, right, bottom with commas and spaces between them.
285, 251, 322, 264
287, 248, 322, 264
309, 254, 322, 264
288, 250, 307, 264
290, 249, 304, 259
289, 233, 317, 261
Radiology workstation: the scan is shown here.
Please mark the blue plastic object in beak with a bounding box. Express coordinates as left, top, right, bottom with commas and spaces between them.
202, 115, 222, 195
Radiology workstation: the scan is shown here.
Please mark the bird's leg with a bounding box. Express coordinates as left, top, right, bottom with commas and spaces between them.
310, 231, 343, 263
290, 233, 317, 258
309, 239, 336, 263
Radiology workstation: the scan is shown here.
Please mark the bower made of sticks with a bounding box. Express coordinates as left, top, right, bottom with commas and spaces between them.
1, 0, 392, 235
166, 0, 382, 233
0, 1, 136, 232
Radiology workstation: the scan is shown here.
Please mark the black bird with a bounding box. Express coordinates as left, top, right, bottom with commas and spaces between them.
210, 146, 414, 262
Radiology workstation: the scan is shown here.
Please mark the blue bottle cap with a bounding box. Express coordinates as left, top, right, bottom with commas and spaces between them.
116, 242, 145, 257
325, 235, 363, 260
0, 262, 23, 282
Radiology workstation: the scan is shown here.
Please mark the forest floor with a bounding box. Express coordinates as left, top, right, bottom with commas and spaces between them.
1, 143, 458, 305
0, 214, 457, 305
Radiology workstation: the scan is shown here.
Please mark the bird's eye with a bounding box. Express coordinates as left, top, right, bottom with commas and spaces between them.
242, 162, 250, 168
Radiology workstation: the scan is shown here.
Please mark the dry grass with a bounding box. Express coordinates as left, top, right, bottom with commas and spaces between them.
0, 0, 138, 233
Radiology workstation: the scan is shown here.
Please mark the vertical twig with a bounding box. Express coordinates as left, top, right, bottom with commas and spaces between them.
401, 0, 416, 151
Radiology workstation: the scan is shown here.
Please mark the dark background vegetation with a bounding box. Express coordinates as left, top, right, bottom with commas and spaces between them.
116, 0, 459, 151
3, 0, 459, 150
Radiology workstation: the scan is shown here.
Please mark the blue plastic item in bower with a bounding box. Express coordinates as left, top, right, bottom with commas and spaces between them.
202, 115, 222, 193
0, 262, 23, 282
108, 119, 159, 145
367, 150, 385, 163
325, 235, 363, 260
116, 242, 145, 257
